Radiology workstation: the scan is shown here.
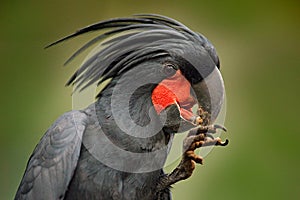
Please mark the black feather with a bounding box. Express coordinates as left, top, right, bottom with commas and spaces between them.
47, 14, 220, 92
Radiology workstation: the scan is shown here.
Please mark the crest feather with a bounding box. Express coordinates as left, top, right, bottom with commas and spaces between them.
46, 14, 219, 91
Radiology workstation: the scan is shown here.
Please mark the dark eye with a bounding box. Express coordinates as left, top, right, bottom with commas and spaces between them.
163, 63, 177, 77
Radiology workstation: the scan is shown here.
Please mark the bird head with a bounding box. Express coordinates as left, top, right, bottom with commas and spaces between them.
150, 44, 224, 132
47, 14, 225, 135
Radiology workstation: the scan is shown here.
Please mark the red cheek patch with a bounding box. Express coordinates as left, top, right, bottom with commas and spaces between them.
151, 84, 177, 114
151, 70, 197, 122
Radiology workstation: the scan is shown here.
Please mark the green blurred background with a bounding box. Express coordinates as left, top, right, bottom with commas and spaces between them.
1, 0, 299, 199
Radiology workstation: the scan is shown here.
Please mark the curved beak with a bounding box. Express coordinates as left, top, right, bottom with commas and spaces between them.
152, 66, 225, 133
191, 67, 225, 125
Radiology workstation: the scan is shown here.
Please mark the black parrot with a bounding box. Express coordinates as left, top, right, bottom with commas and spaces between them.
15, 14, 228, 200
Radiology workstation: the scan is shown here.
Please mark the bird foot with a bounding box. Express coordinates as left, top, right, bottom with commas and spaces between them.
157, 124, 228, 192
180, 124, 228, 174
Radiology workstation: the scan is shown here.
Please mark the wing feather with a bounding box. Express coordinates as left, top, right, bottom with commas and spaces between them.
15, 110, 88, 200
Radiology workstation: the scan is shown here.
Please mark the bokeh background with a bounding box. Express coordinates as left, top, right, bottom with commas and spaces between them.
1, 0, 299, 199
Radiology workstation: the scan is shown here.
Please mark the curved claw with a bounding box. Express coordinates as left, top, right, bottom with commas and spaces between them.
214, 124, 227, 132
188, 124, 228, 136
219, 139, 229, 146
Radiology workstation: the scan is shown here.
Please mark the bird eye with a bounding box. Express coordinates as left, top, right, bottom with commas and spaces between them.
163, 63, 177, 77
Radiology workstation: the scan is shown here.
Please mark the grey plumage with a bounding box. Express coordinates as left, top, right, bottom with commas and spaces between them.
46, 14, 219, 91
15, 14, 223, 200
15, 111, 87, 199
